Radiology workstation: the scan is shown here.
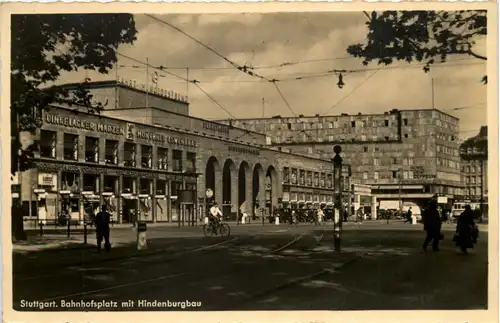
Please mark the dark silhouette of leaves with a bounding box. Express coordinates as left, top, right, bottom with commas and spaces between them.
11, 14, 137, 175
346, 10, 487, 81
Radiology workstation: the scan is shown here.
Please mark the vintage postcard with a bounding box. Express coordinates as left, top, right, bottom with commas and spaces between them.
1, 2, 498, 323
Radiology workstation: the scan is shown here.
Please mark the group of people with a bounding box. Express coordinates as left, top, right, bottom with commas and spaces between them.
422, 199, 479, 254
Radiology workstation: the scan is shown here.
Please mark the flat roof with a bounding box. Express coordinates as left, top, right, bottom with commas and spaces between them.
106, 106, 266, 138
217, 108, 459, 122
58, 80, 189, 105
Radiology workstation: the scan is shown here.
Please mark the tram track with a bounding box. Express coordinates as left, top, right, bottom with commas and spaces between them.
18, 233, 308, 306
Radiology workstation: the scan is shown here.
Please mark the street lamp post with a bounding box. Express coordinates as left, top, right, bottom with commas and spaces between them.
332, 145, 343, 252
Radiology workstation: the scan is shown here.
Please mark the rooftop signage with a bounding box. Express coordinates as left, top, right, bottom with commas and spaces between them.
45, 113, 198, 148
118, 78, 188, 104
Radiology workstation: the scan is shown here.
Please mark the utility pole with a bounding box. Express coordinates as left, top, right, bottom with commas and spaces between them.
145, 57, 149, 108
398, 167, 403, 221
347, 165, 352, 219
332, 145, 343, 252
186, 67, 189, 99
431, 77, 435, 110
115, 62, 119, 109
479, 159, 485, 222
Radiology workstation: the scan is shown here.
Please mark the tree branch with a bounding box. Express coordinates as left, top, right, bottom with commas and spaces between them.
468, 50, 487, 60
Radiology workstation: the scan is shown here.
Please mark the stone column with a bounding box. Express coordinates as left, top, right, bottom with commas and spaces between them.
230, 170, 238, 217
371, 195, 377, 220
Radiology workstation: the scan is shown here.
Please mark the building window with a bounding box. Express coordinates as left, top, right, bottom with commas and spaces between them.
61, 172, 79, 192
385, 136, 389, 141
392, 157, 397, 164
103, 176, 118, 194
83, 174, 99, 193
171, 181, 182, 197
287, 123, 292, 130
374, 159, 380, 166
186, 152, 196, 173
123, 177, 136, 194
141, 145, 153, 168
40, 130, 57, 158
85, 137, 99, 163
140, 178, 152, 195
299, 170, 305, 185
156, 180, 167, 195
471, 177, 476, 184
374, 147, 379, 152
361, 135, 367, 141
374, 172, 379, 180
392, 171, 397, 179
363, 172, 368, 180
63, 133, 78, 160
351, 121, 356, 128
283, 167, 290, 183
124, 143, 136, 167
363, 147, 368, 152
173, 149, 183, 171
327, 174, 333, 188
403, 118, 408, 126
404, 134, 408, 139
384, 120, 389, 126
105, 140, 119, 165
306, 171, 312, 186
403, 171, 408, 179
291, 169, 298, 184
408, 171, 414, 179
157, 148, 168, 170
314, 173, 319, 187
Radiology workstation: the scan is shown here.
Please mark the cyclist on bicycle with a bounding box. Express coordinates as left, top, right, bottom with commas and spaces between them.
209, 203, 223, 229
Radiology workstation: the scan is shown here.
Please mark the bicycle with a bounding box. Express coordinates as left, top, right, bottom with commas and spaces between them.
203, 218, 231, 237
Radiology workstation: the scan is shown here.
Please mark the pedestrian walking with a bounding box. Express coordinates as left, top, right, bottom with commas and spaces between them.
404, 207, 413, 223
95, 204, 112, 252
356, 208, 364, 224
454, 205, 477, 254
422, 199, 443, 253
317, 207, 325, 225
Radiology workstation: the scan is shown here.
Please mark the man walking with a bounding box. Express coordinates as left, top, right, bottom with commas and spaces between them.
404, 207, 413, 223
95, 204, 112, 252
422, 200, 442, 253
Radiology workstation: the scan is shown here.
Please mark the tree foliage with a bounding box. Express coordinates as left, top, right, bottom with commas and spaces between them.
347, 10, 487, 83
11, 14, 137, 174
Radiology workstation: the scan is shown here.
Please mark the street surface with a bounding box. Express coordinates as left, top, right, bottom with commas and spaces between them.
13, 221, 488, 311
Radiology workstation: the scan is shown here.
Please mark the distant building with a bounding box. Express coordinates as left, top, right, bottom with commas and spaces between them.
460, 126, 488, 204
217, 109, 462, 208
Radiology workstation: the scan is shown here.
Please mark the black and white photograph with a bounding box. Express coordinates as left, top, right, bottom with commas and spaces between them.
2, 4, 497, 320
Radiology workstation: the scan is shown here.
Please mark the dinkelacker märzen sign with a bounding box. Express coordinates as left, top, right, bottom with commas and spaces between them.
45, 114, 198, 148
45, 114, 125, 135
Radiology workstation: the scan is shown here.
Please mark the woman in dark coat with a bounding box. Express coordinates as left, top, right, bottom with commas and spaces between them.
455, 205, 476, 254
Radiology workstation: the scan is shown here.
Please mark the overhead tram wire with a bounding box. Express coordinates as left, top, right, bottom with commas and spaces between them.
320, 69, 380, 116
144, 14, 303, 118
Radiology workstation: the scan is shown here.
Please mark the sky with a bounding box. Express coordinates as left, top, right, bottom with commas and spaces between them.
57, 12, 488, 140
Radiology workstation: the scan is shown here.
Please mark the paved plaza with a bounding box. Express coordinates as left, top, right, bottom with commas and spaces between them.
13, 221, 488, 311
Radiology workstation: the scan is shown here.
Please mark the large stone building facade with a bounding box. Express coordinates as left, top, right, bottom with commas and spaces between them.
15, 81, 337, 225
460, 126, 488, 204
218, 109, 462, 207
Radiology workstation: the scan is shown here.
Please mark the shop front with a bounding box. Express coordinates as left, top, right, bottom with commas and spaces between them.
34, 161, 197, 224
